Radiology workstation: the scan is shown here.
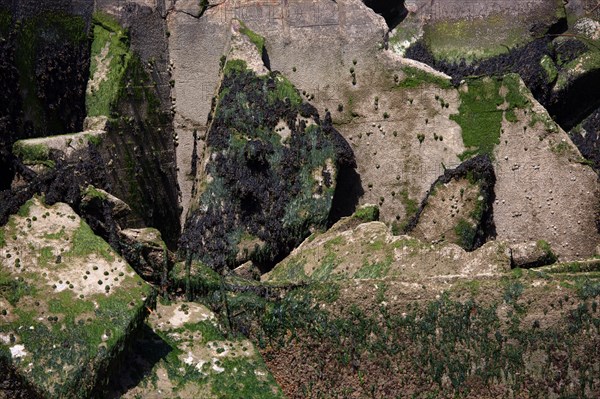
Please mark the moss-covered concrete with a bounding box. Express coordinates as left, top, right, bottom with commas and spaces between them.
86, 12, 133, 118
86, 12, 181, 248
264, 219, 510, 284
0, 197, 153, 397
418, 1, 565, 64
110, 301, 284, 399
181, 26, 350, 270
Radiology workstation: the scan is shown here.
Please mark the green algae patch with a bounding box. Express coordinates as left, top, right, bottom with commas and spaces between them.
87, 12, 161, 119
171, 259, 221, 300
423, 16, 532, 64
352, 205, 380, 223
396, 65, 453, 90
353, 256, 393, 279
67, 220, 116, 263
238, 20, 265, 54
82, 185, 108, 201
541, 55, 558, 83
268, 74, 303, 107
12, 141, 53, 168
265, 256, 308, 283
452, 74, 530, 160
0, 198, 152, 397
87, 12, 133, 117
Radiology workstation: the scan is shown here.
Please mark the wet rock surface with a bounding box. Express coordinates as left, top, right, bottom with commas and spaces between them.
2, 1, 600, 398
180, 26, 354, 272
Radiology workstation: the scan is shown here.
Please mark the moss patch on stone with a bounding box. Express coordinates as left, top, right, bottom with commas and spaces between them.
87, 12, 133, 117
353, 205, 380, 223
452, 74, 530, 160
396, 66, 452, 90
238, 21, 265, 54
12, 141, 53, 168
422, 16, 532, 64
541, 54, 558, 83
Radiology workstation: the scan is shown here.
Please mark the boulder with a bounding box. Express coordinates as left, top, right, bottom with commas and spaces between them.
118, 228, 175, 286
179, 23, 354, 271
264, 219, 511, 284
81, 185, 132, 221
510, 241, 557, 268
107, 301, 284, 398
0, 197, 152, 398
409, 155, 496, 251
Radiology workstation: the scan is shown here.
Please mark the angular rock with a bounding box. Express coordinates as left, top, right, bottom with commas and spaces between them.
264, 219, 510, 283
0, 197, 153, 398
118, 228, 175, 286
85, 11, 181, 247
180, 23, 354, 271
81, 184, 132, 221
233, 261, 261, 281
492, 76, 600, 261
402, 0, 565, 64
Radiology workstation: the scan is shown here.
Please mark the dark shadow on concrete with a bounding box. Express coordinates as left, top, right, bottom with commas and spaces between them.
328, 165, 364, 226
362, 0, 408, 30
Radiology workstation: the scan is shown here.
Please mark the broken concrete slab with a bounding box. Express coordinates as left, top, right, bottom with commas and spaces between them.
0, 197, 153, 398
110, 301, 284, 399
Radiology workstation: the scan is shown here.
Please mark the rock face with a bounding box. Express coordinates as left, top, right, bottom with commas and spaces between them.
401, 0, 565, 64
492, 77, 600, 261
410, 155, 496, 251
0, 3, 180, 248
0, 197, 152, 398
0, 1, 91, 190
180, 23, 354, 271
166, 0, 387, 220
264, 218, 510, 284
3, 1, 600, 397
401, 0, 600, 166
86, 11, 181, 247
